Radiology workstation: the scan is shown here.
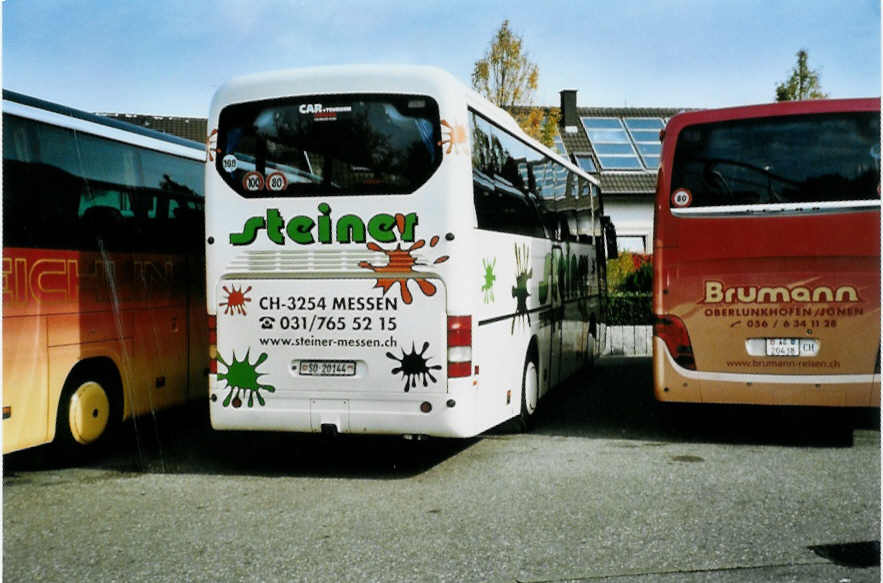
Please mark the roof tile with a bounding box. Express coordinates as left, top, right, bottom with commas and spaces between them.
101, 114, 208, 143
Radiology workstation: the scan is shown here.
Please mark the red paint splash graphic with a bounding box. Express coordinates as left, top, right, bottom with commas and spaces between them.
359, 233, 449, 305
220, 285, 252, 316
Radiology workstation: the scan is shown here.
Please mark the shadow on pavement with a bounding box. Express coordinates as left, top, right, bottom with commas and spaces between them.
5, 356, 878, 477
3, 401, 479, 479
533, 355, 879, 446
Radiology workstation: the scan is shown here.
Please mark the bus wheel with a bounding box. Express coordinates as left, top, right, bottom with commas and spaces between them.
583, 332, 595, 370
516, 358, 539, 432
55, 369, 118, 456
585, 319, 597, 369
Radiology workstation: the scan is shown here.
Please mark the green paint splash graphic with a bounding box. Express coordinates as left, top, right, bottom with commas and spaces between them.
511, 243, 532, 333
481, 257, 496, 303
217, 349, 276, 408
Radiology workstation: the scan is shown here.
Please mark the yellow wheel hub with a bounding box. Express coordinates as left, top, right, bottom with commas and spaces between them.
68, 381, 110, 445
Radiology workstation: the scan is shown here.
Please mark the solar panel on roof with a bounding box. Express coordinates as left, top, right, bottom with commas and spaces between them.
624, 118, 664, 130
581, 115, 664, 171
582, 118, 623, 129
597, 156, 643, 170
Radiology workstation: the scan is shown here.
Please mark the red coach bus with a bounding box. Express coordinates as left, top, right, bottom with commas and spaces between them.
653, 98, 880, 407
3, 91, 207, 454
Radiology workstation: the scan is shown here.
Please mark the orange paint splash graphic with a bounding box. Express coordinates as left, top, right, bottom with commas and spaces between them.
439, 120, 467, 154
359, 234, 449, 305
220, 284, 252, 316
206, 129, 220, 162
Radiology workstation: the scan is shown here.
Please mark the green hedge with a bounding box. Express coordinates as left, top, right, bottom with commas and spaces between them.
607, 292, 653, 325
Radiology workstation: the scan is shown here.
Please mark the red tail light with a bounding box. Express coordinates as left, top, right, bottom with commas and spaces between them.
447, 315, 472, 378
208, 315, 218, 374
654, 315, 695, 370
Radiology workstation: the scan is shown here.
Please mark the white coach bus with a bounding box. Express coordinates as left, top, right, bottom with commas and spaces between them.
205, 65, 613, 438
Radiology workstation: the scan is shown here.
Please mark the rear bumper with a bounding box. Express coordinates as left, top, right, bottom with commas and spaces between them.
653, 338, 881, 407
209, 377, 476, 437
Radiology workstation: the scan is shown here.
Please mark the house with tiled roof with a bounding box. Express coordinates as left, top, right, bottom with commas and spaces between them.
555, 90, 689, 254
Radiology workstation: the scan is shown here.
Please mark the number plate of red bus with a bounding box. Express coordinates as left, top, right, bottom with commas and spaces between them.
765, 338, 801, 357
299, 360, 356, 376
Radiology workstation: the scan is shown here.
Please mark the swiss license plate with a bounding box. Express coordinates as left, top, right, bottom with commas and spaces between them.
765, 338, 819, 357
766, 338, 799, 357
299, 360, 356, 376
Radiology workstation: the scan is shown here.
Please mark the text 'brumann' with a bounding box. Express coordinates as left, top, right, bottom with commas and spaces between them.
704, 280, 860, 304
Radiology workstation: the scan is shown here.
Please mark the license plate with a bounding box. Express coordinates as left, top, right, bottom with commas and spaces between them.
765, 338, 819, 357
299, 360, 356, 376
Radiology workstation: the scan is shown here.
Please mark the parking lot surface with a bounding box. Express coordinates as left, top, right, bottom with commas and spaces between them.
4, 357, 879, 582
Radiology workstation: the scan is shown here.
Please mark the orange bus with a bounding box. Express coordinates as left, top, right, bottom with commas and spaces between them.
2, 91, 207, 454
653, 98, 880, 407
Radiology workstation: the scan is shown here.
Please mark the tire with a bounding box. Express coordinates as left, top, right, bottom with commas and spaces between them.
54, 367, 119, 458
584, 331, 596, 371
585, 318, 598, 370
515, 358, 539, 432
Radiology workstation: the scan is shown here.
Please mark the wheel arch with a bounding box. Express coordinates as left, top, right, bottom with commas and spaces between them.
49, 356, 125, 443
525, 334, 540, 366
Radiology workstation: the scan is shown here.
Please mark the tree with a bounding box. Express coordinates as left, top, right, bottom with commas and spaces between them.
472, 20, 538, 108
472, 20, 557, 145
775, 49, 829, 101
512, 107, 560, 147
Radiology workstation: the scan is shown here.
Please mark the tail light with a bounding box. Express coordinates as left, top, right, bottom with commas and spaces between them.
208, 315, 218, 374
654, 315, 695, 370
447, 315, 472, 378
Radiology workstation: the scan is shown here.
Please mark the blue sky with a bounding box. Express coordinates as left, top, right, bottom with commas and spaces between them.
3, 0, 880, 117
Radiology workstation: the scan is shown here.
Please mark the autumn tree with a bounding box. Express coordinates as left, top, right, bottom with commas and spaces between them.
775, 49, 829, 101
472, 20, 557, 145
512, 107, 560, 147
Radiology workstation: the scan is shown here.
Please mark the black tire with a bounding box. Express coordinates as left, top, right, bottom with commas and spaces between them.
515, 357, 539, 432
583, 329, 596, 371
54, 366, 120, 460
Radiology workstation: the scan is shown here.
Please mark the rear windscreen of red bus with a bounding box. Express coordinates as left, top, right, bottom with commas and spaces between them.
216, 94, 442, 197
670, 112, 880, 208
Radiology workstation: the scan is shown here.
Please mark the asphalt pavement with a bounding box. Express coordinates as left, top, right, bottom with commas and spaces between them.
3, 356, 880, 582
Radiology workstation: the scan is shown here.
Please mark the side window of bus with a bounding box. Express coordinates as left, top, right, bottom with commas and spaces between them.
530, 191, 555, 238
554, 213, 574, 242
142, 148, 203, 199
495, 130, 546, 238
3, 114, 39, 247
567, 210, 582, 243
76, 132, 142, 251
560, 172, 581, 204
541, 158, 567, 201
575, 180, 594, 244
470, 112, 496, 176
577, 177, 591, 200
470, 111, 547, 239
575, 210, 594, 244
470, 112, 499, 230
141, 149, 205, 251
168, 195, 205, 250
3, 116, 87, 249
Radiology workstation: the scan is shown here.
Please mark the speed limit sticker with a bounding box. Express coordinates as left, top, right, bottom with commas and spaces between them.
671, 188, 693, 208
222, 154, 238, 173
266, 171, 288, 193
242, 171, 265, 192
